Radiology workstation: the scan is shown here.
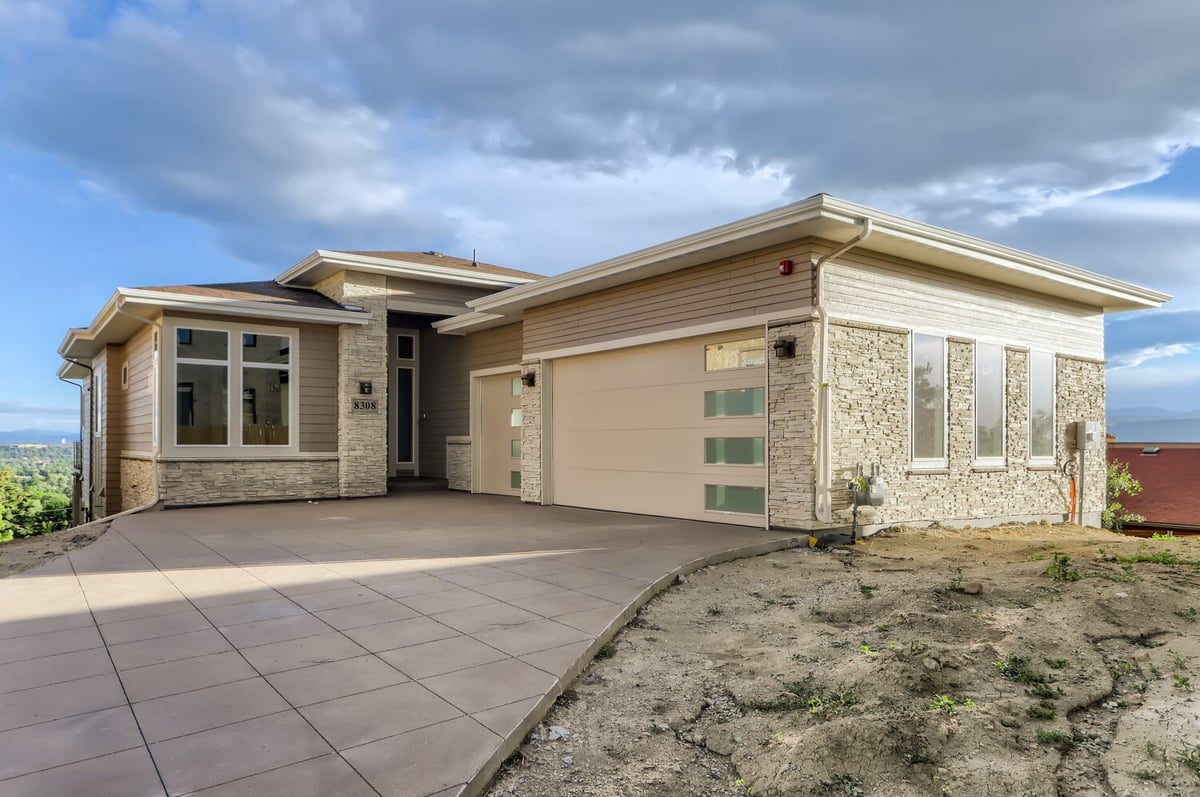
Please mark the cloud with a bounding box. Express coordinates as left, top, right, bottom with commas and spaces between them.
1108, 342, 1199, 371
4, 1, 1200, 273
0, 400, 79, 433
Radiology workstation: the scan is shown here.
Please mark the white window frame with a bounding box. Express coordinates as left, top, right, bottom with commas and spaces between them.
162, 318, 300, 458
973, 342, 1007, 467
910, 332, 948, 469
1028, 350, 1056, 466
93, 371, 102, 438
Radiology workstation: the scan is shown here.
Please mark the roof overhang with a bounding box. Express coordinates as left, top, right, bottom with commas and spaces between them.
277, 250, 539, 290
441, 194, 1170, 334
58, 287, 370, 363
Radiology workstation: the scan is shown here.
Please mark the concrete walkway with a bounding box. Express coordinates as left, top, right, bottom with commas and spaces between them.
0, 493, 799, 797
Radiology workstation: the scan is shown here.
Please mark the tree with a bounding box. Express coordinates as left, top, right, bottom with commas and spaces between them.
1102, 460, 1145, 533
0, 467, 71, 542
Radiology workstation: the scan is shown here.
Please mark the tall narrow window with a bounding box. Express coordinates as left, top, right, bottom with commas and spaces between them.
242, 333, 291, 446
176, 328, 229, 445
94, 372, 102, 437
975, 343, 1005, 464
911, 333, 946, 466
1029, 351, 1055, 463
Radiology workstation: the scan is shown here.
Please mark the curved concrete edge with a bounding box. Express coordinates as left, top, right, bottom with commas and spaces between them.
464, 533, 808, 797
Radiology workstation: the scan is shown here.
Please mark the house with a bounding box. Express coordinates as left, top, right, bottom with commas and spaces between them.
59, 195, 1169, 533
1107, 443, 1200, 534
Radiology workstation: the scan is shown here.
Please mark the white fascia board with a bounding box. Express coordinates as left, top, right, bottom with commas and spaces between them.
118, 288, 373, 325
431, 311, 507, 335
387, 297, 470, 316
58, 290, 123, 358
277, 250, 538, 289
821, 197, 1172, 310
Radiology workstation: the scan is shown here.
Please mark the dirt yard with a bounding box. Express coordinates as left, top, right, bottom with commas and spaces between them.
487, 523, 1200, 797
0, 521, 109, 578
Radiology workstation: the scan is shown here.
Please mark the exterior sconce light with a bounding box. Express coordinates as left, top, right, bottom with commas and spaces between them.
520, 372, 536, 387
773, 336, 796, 359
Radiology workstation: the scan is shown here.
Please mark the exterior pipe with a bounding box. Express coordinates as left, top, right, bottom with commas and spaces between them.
57, 364, 90, 525
813, 218, 873, 523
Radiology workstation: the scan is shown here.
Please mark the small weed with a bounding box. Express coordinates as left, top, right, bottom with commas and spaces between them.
995, 654, 1048, 685
1036, 729, 1073, 746
1027, 701, 1057, 720
1044, 657, 1069, 670
1045, 553, 1081, 582
594, 641, 617, 660
1151, 532, 1175, 540
1175, 607, 1197, 620
859, 644, 879, 658
858, 583, 877, 598
1171, 650, 1187, 670
789, 653, 820, 664
1116, 549, 1195, 565
555, 688, 579, 708
929, 694, 976, 715
1133, 770, 1161, 782
1028, 682, 1060, 700
1173, 674, 1192, 691
706, 604, 723, 616
875, 624, 892, 634
941, 566, 966, 593
1181, 745, 1200, 774
820, 773, 864, 796
1147, 741, 1165, 760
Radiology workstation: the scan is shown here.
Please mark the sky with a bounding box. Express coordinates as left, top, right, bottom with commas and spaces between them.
2, 0, 1199, 434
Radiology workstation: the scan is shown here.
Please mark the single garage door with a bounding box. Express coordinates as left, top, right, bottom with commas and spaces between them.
478, 372, 522, 496
550, 331, 766, 526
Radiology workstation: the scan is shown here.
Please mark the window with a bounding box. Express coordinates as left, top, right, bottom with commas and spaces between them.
171, 324, 295, 451
510, 439, 522, 458
396, 334, 415, 360
911, 333, 946, 466
975, 343, 1005, 464
1029, 351, 1055, 463
704, 437, 764, 465
704, 484, 765, 515
93, 372, 102, 437
705, 337, 765, 370
511, 376, 522, 395
120, 363, 129, 390
510, 408, 522, 427
703, 388, 765, 417
510, 471, 522, 489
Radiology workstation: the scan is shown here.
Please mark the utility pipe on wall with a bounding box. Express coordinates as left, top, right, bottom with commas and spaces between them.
812, 218, 873, 523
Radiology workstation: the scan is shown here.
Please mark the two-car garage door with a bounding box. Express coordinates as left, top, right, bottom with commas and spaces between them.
550, 331, 767, 526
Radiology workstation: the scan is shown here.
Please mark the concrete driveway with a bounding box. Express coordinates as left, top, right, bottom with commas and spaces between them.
0, 492, 799, 797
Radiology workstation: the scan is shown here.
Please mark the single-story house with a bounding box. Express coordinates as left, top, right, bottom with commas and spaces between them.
1107, 443, 1200, 534
59, 194, 1169, 532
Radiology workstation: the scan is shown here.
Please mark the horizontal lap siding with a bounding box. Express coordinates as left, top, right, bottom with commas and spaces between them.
298, 324, 337, 453
523, 242, 816, 353
824, 250, 1104, 359
120, 325, 156, 454
465, 322, 523, 372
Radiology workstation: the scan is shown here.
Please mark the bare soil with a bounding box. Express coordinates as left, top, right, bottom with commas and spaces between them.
0, 521, 109, 578
488, 523, 1200, 797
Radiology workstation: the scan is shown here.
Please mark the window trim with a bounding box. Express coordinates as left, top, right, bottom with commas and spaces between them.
703, 437, 765, 466
162, 318, 300, 458
910, 332, 948, 469
973, 342, 1006, 467
1028, 350, 1056, 466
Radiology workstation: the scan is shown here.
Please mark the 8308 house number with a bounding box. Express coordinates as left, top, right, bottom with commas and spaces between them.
352, 399, 378, 412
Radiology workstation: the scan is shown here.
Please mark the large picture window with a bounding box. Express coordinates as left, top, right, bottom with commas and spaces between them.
1029, 351, 1055, 463
172, 324, 295, 451
912, 333, 946, 466
975, 343, 1005, 464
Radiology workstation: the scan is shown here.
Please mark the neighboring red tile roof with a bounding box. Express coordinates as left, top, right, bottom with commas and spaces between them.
133, 281, 354, 311
345, 251, 543, 281
1108, 443, 1200, 530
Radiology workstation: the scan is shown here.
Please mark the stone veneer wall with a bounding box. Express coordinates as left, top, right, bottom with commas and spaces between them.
519, 361, 542, 503
766, 320, 817, 528
313, 271, 389, 498
157, 459, 339, 506
446, 436, 472, 491
1057, 355, 1106, 526
822, 320, 1101, 529
119, 457, 158, 511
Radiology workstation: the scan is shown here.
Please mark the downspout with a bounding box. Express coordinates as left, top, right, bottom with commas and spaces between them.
113, 306, 163, 510
58, 361, 92, 525
813, 218, 874, 523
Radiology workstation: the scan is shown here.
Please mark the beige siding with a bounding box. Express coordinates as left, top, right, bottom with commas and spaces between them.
101, 349, 119, 516
387, 277, 496, 306
119, 324, 157, 454
298, 324, 338, 453
465, 322, 523, 372
824, 247, 1105, 359
418, 329, 467, 479
523, 242, 815, 353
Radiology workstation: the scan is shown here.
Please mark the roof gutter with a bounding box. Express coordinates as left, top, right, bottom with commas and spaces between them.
813, 218, 874, 524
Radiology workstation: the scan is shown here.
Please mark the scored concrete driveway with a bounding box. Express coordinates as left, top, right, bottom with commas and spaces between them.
0, 492, 799, 797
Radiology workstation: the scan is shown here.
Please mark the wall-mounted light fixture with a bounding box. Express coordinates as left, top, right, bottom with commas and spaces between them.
520, 371, 536, 387
772, 336, 796, 359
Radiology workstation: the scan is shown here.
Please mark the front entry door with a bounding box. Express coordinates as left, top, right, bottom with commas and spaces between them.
478, 372, 522, 496
388, 329, 419, 477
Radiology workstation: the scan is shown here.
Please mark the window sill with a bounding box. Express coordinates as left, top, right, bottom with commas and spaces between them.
1026, 464, 1059, 472
971, 463, 1008, 473
907, 467, 949, 476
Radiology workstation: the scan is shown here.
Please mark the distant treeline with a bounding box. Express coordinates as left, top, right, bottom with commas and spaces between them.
0, 444, 74, 542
